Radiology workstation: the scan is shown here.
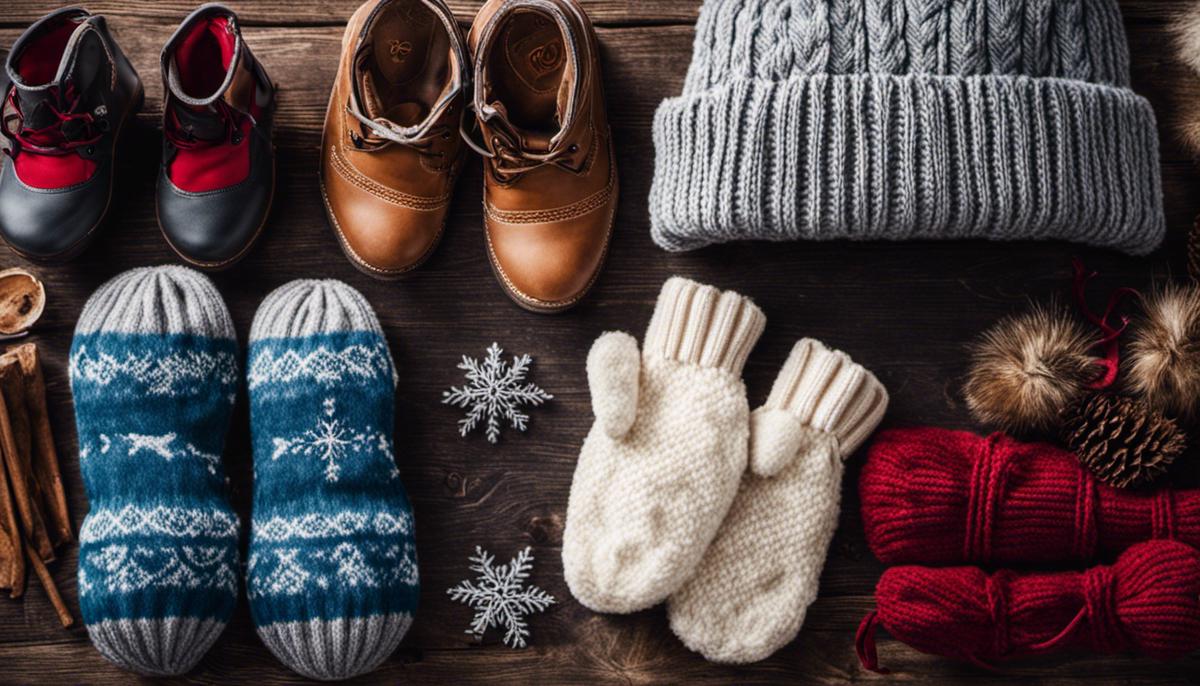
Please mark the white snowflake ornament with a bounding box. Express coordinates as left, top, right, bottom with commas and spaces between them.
447, 546, 555, 648
442, 343, 553, 443
270, 397, 393, 483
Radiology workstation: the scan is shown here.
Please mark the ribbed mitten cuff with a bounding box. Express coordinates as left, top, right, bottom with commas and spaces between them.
643, 277, 765, 375
761, 339, 888, 458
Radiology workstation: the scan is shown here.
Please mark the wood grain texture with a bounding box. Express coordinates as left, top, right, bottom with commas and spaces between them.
0, 0, 1193, 26
1, 0, 1199, 684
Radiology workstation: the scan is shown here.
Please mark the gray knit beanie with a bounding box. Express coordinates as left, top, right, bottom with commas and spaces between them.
650, 0, 1165, 255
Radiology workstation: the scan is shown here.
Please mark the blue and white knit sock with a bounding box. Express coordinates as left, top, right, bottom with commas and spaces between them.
247, 280, 418, 681
70, 266, 240, 676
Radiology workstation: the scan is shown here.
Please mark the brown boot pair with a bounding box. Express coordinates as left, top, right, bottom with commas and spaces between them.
321, 0, 617, 313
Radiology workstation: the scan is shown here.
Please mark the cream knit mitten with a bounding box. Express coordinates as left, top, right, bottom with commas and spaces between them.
668, 339, 888, 663
562, 277, 766, 614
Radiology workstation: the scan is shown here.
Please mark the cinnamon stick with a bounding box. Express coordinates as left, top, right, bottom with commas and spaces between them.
0, 425, 25, 597
4, 344, 70, 547
19, 530, 71, 628
0, 359, 51, 562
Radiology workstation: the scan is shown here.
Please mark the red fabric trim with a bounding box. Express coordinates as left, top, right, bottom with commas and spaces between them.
13, 19, 76, 84
174, 16, 235, 100
167, 112, 251, 193
14, 149, 96, 189
165, 16, 252, 193
4, 88, 100, 189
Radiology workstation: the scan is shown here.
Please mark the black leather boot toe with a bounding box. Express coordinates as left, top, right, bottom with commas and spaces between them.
0, 8, 143, 261
156, 4, 276, 270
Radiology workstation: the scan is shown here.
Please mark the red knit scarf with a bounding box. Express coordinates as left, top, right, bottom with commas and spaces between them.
860, 427, 1200, 565
856, 540, 1200, 671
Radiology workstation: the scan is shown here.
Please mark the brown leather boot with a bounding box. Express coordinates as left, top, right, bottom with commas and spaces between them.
467, 0, 617, 313
321, 0, 468, 278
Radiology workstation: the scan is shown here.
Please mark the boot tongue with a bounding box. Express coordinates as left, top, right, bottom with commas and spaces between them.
15, 26, 103, 132
487, 100, 553, 153
15, 88, 60, 130
170, 102, 227, 141
165, 54, 231, 142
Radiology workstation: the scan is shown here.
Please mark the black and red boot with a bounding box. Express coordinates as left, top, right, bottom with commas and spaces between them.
157, 4, 276, 269
0, 8, 143, 261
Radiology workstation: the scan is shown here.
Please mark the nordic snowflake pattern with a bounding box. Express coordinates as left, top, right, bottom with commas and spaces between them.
79, 432, 222, 476
246, 343, 395, 390
447, 546, 555, 648
78, 542, 238, 596
81, 505, 239, 543
442, 343, 553, 443
270, 397, 394, 483
69, 345, 238, 396
246, 540, 418, 598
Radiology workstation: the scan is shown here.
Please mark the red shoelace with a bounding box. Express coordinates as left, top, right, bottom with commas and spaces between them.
163, 98, 247, 151
1, 83, 104, 158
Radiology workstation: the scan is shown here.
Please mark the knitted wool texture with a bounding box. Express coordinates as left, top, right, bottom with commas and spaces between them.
69, 266, 240, 676
668, 339, 888, 663
562, 277, 766, 613
861, 427, 1200, 566
650, 0, 1164, 255
247, 280, 418, 681
856, 540, 1200, 670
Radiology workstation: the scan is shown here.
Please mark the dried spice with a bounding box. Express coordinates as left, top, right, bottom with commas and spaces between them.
0, 268, 45, 338
7, 344, 70, 546
0, 343, 72, 626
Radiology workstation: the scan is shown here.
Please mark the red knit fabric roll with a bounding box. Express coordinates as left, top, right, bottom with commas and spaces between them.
860, 427, 1200, 565
856, 540, 1200, 672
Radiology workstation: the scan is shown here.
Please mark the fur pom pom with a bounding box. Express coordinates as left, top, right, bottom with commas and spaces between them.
964, 305, 1100, 434
1170, 3, 1200, 157
1126, 284, 1200, 420
1173, 2, 1200, 78
1172, 85, 1200, 160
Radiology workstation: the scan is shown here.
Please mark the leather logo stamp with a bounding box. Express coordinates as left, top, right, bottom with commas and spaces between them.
528, 41, 563, 76
389, 40, 413, 63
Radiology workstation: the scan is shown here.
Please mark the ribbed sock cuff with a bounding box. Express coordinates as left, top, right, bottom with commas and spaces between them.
643, 277, 765, 375
763, 339, 888, 458
650, 74, 1164, 255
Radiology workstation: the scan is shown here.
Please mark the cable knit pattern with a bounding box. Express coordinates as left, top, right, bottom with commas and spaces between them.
667, 339, 888, 663
70, 266, 239, 676
562, 277, 765, 614
650, 0, 1164, 255
247, 281, 417, 681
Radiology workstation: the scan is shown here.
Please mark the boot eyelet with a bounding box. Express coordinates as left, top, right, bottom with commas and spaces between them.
96, 119, 111, 132
231, 132, 244, 145
85, 145, 95, 155
568, 144, 579, 153
442, 132, 451, 140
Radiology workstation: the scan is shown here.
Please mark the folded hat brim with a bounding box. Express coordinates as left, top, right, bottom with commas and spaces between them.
650, 73, 1164, 255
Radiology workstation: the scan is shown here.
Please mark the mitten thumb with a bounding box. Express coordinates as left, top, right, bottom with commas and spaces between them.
587, 331, 641, 438
749, 408, 819, 477
748, 339, 888, 478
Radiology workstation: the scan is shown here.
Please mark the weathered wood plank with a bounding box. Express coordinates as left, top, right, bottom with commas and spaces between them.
0, 0, 698, 27
0, 0, 1191, 27
1, 1, 1198, 684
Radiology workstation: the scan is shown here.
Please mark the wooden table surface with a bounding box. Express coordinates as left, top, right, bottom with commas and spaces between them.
2, 1, 1199, 684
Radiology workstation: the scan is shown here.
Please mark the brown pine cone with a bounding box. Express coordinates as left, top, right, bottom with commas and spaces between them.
1060, 394, 1186, 489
